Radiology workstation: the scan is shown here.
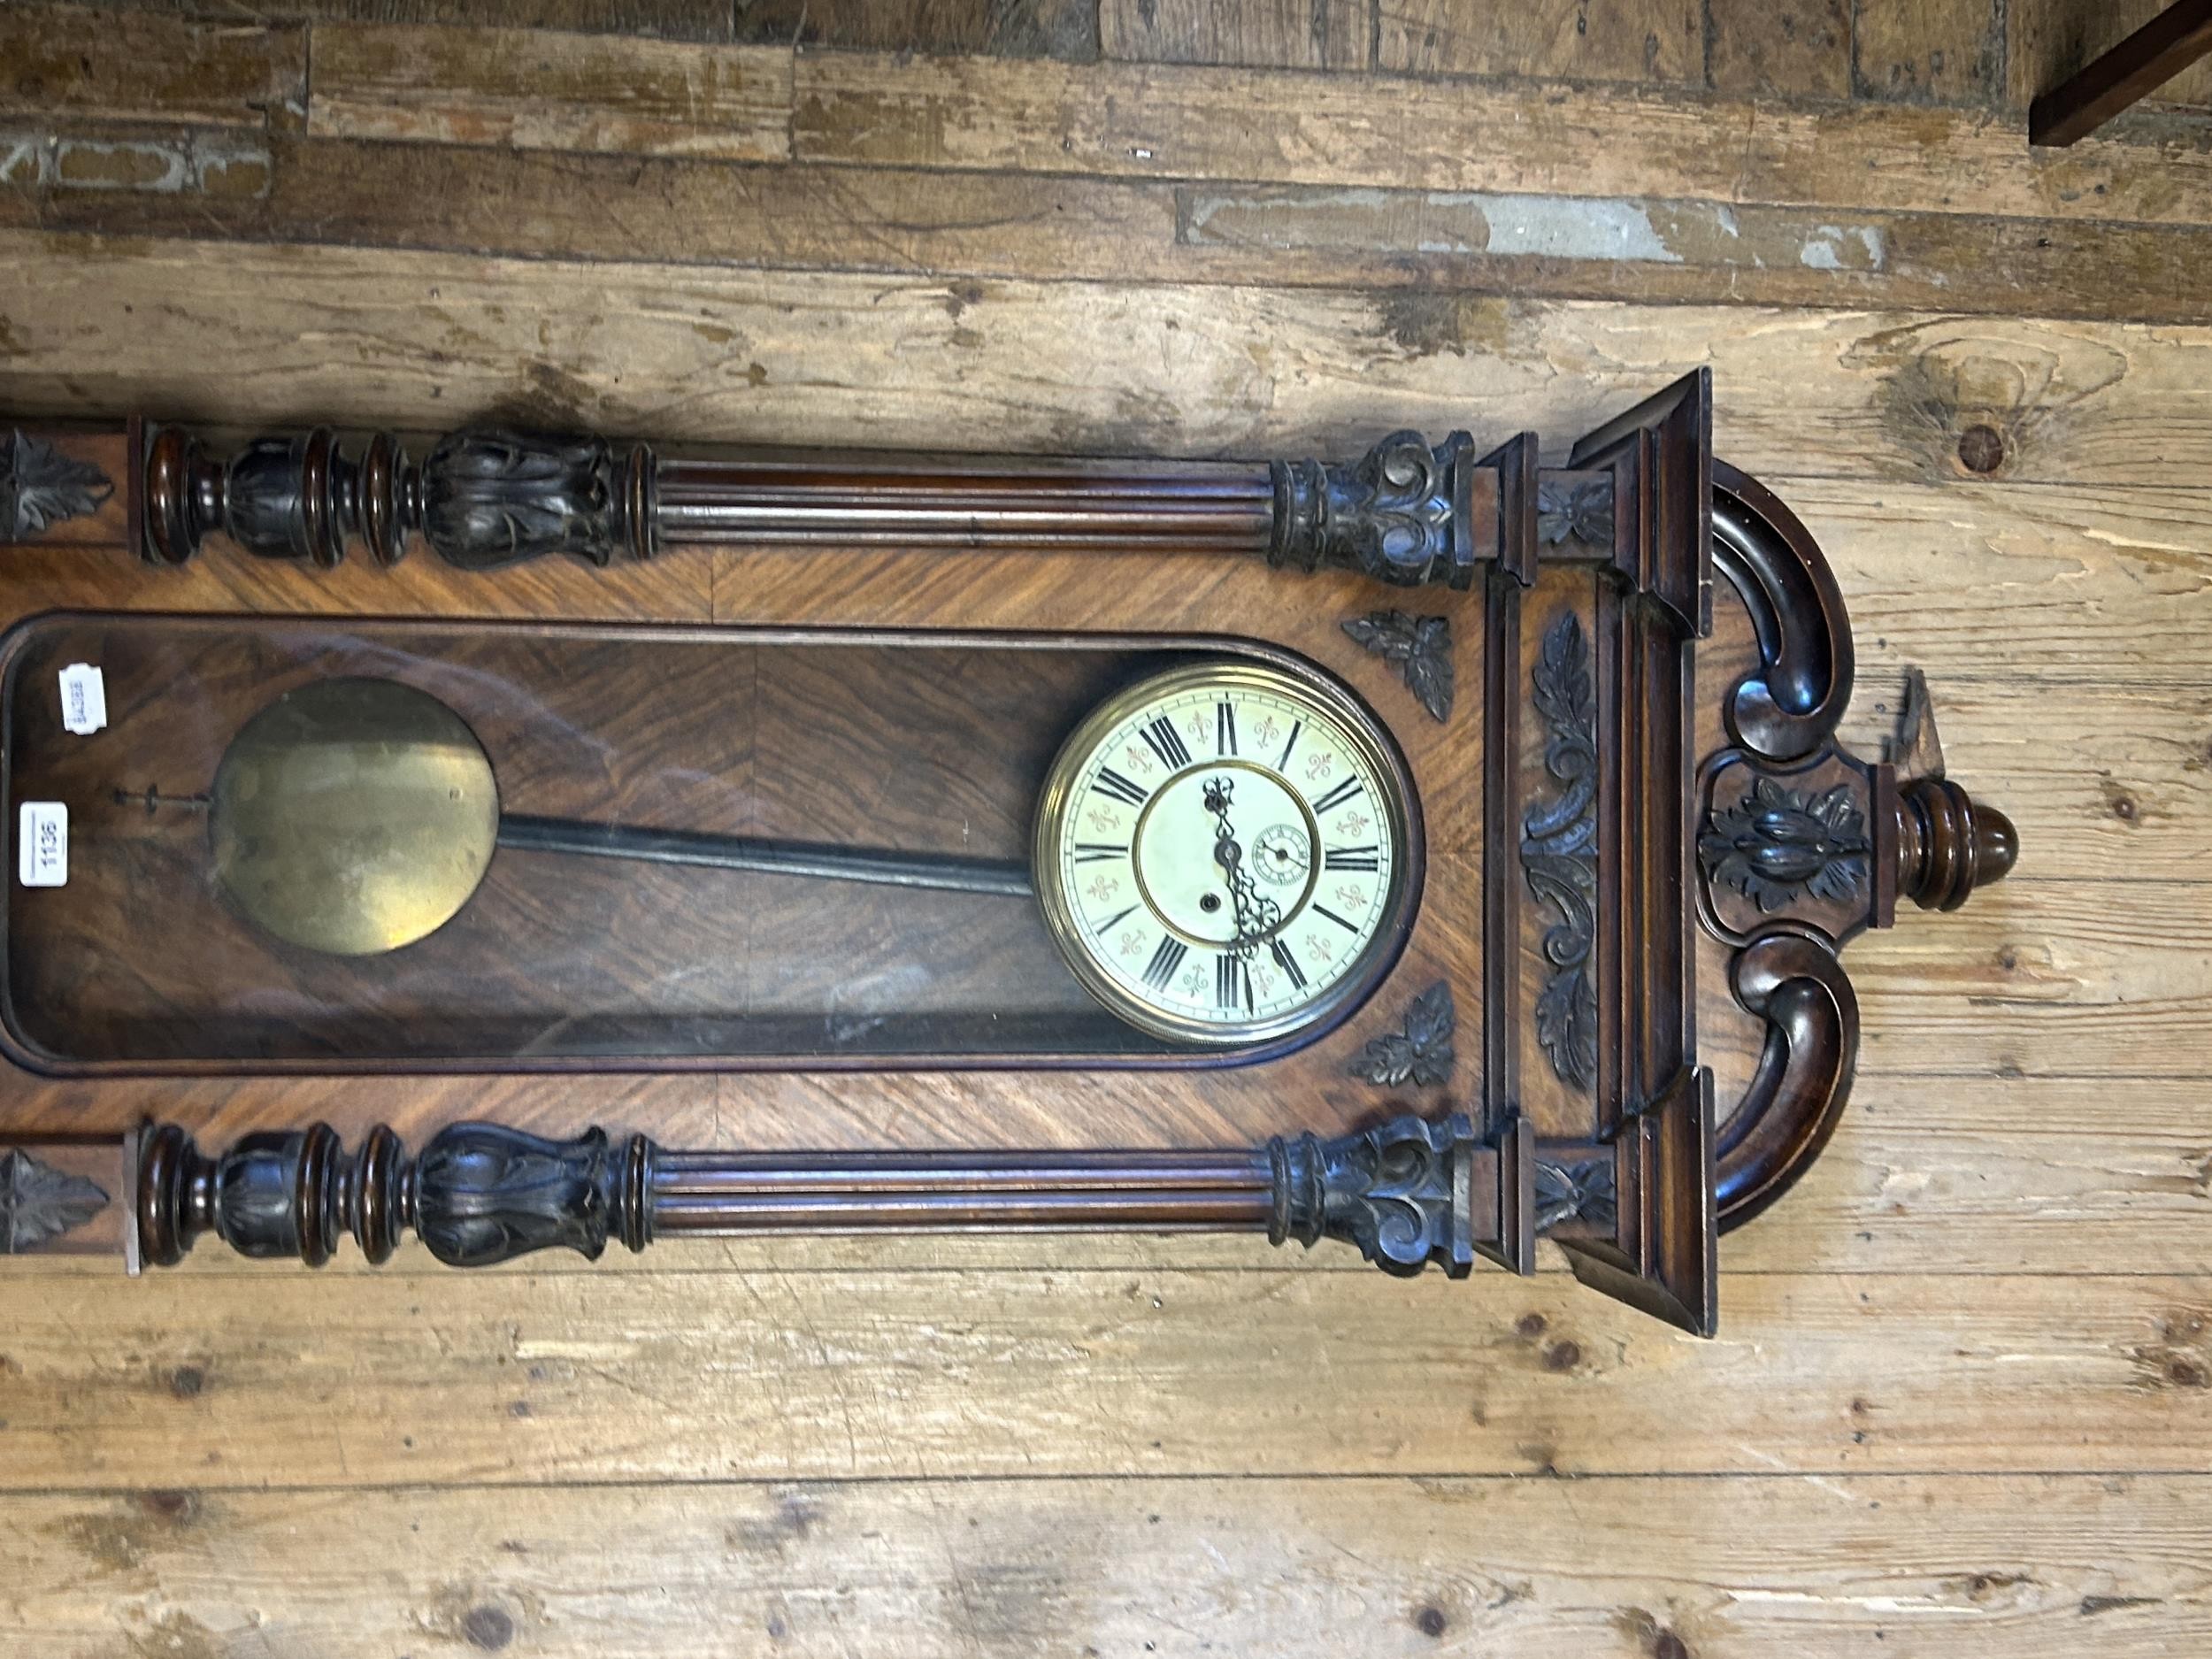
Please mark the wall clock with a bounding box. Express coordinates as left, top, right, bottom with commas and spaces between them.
0, 375, 2016, 1334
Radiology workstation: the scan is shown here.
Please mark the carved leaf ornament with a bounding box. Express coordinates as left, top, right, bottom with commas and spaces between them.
1341, 610, 1455, 721
2, 430, 113, 540
1348, 981, 1456, 1089
1701, 777, 1870, 912
0, 1148, 109, 1252
1521, 614, 1600, 1093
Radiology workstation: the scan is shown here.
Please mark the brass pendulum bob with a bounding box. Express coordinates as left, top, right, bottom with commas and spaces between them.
201, 678, 1033, 958
210, 679, 503, 956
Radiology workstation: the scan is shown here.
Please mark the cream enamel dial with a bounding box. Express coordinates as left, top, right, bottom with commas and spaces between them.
1033, 661, 1417, 1045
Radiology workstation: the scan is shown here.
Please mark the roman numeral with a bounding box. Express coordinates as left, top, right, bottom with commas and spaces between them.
1141, 936, 1188, 991
1216, 952, 1248, 1010
1276, 719, 1302, 772
1216, 700, 1237, 757
1073, 842, 1126, 864
1091, 766, 1148, 807
1311, 774, 1365, 814
1324, 845, 1379, 872
1270, 938, 1307, 991
1142, 717, 1192, 771
1312, 903, 1360, 932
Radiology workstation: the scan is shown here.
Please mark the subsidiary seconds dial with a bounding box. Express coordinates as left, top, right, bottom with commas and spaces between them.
1033, 660, 1417, 1046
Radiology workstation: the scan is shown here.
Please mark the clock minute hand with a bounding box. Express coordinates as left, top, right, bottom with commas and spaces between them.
1202, 777, 1280, 952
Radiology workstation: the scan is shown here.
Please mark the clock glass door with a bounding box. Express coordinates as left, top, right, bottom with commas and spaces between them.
0, 613, 1420, 1071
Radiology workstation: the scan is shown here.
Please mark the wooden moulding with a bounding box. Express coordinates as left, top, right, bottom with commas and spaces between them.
0, 383, 2014, 1335
2029, 0, 2212, 148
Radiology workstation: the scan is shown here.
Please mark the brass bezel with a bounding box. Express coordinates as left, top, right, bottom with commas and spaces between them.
1031, 658, 1417, 1048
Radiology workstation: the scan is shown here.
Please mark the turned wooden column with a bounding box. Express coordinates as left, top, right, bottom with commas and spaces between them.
115, 422, 1504, 588
133, 1115, 1494, 1280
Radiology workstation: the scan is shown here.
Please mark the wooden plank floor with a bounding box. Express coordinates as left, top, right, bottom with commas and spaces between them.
2, 3, 2209, 1654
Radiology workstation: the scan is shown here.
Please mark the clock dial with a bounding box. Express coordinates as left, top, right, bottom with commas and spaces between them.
1033, 661, 1417, 1045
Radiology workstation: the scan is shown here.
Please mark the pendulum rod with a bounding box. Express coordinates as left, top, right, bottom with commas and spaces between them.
495, 814, 1033, 898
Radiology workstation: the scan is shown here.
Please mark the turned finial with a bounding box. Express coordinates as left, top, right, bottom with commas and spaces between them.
1894, 776, 2016, 912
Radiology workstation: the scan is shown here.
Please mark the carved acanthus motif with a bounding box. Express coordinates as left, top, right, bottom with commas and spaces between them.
1700, 777, 1870, 913
142, 425, 657, 570
0, 1148, 110, 1253
1341, 610, 1454, 720
1533, 1156, 1617, 1234
1271, 431, 1476, 588
1521, 612, 1600, 1094
422, 431, 628, 570
2, 430, 112, 541
1270, 1112, 1475, 1277
414, 1123, 635, 1266
1347, 981, 1455, 1088
1536, 477, 1613, 548
138, 1119, 653, 1270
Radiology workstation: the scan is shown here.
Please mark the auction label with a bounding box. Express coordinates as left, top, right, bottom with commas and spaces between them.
19, 802, 67, 887
59, 663, 108, 735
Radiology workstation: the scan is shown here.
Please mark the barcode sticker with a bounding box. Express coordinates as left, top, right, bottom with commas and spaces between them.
59, 663, 107, 735
19, 802, 67, 887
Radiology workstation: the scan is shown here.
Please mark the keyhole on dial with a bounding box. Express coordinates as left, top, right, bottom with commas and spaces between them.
1199, 894, 1222, 913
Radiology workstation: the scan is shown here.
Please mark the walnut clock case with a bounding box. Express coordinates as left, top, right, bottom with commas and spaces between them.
0, 375, 2015, 1336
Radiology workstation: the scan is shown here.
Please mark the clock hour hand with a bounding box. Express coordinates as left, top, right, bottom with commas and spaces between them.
1202, 777, 1282, 953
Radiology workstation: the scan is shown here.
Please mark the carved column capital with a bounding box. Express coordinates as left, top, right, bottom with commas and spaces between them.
1269, 431, 1477, 589
1267, 1112, 1477, 1277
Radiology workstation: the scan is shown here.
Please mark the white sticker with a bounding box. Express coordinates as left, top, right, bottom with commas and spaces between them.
59, 663, 107, 735
19, 802, 67, 887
